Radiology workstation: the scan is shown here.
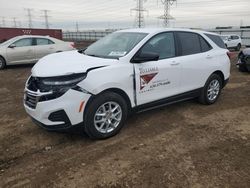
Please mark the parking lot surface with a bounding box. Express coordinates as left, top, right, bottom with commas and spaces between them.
0, 54, 250, 187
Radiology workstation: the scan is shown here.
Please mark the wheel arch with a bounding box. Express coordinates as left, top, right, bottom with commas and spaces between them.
212, 70, 225, 86
0, 55, 6, 63
85, 87, 132, 115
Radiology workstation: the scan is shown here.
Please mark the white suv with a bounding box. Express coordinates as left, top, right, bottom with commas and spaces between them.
221, 34, 242, 51
24, 28, 231, 139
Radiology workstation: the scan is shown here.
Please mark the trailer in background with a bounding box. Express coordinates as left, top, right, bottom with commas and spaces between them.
209, 27, 250, 47
0, 27, 62, 43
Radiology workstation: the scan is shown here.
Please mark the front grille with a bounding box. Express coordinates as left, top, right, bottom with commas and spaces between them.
25, 92, 39, 109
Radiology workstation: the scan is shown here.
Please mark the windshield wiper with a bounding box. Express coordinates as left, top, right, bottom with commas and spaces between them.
85, 54, 102, 58
78, 47, 87, 54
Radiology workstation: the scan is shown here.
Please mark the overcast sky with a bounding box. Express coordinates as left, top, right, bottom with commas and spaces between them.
0, 0, 249, 30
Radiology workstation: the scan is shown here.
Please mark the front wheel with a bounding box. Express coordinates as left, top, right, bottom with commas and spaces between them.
199, 74, 222, 105
84, 92, 128, 139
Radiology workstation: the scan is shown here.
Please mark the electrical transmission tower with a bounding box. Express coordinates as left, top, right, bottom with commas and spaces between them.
13, 17, 17, 28
158, 0, 176, 27
131, 0, 148, 28
41, 10, 50, 29
24, 8, 33, 28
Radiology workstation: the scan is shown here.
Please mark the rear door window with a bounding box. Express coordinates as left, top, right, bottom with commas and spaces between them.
177, 32, 201, 56
205, 34, 227, 49
199, 36, 212, 52
36, 38, 54, 45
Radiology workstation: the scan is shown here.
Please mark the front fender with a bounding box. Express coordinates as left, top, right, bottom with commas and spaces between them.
78, 63, 136, 107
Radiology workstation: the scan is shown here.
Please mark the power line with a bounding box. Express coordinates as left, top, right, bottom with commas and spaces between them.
41, 9, 50, 29
131, 0, 148, 28
24, 8, 33, 28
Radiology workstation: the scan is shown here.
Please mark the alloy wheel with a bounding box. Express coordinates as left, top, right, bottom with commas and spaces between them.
207, 79, 220, 101
94, 101, 122, 134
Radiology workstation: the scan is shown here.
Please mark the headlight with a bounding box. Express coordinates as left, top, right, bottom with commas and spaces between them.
39, 73, 87, 96
41, 73, 87, 86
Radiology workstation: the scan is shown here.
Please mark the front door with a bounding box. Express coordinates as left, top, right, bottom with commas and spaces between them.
133, 32, 181, 106
6, 38, 36, 64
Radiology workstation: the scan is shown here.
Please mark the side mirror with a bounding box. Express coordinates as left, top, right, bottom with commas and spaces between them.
132, 52, 159, 63
8, 44, 16, 48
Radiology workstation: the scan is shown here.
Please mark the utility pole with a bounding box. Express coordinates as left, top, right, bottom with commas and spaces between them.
158, 0, 176, 27
131, 0, 148, 28
41, 10, 50, 29
12, 17, 17, 28
76, 22, 79, 32
18, 21, 22, 28
24, 8, 33, 28
2, 17, 6, 27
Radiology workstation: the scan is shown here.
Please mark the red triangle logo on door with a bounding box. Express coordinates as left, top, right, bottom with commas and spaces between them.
140, 73, 158, 90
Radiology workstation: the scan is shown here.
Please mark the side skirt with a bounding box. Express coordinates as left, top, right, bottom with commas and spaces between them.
133, 88, 202, 113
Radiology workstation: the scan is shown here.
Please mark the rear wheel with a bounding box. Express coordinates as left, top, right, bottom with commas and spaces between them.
0, 57, 6, 70
84, 92, 128, 139
236, 43, 241, 51
199, 74, 222, 105
238, 65, 248, 72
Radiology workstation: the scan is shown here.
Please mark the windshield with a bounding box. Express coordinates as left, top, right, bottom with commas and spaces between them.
84, 32, 148, 59
0, 37, 19, 46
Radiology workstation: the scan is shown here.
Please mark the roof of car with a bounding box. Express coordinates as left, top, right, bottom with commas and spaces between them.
19, 35, 51, 38
117, 28, 218, 36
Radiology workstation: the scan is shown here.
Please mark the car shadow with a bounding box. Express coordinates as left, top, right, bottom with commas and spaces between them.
6, 64, 34, 70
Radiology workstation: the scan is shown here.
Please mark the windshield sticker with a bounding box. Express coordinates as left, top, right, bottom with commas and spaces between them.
108, 51, 127, 56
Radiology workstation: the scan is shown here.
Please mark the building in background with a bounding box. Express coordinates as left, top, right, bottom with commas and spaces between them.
0, 27, 62, 42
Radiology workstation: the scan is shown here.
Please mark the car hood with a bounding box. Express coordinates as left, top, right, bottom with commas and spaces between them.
32, 50, 119, 77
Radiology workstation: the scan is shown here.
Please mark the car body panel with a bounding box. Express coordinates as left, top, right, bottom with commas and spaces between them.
24, 28, 231, 129
221, 34, 242, 48
0, 35, 75, 65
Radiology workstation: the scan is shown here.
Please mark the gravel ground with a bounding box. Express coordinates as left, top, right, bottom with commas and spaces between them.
0, 52, 249, 188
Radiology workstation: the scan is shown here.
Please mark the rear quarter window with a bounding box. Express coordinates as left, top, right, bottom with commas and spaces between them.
205, 34, 227, 49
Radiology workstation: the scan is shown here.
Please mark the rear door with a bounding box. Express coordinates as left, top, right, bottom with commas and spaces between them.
6, 38, 36, 64
34, 38, 56, 60
175, 32, 213, 93
133, 32, 182, 105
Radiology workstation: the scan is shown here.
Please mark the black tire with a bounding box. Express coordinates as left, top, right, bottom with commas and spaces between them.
84, 92, 128, 139
238, 65, 248, 72
0, 56, 6, 70
236, 43, 241, 51
199, 74, 223, 105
